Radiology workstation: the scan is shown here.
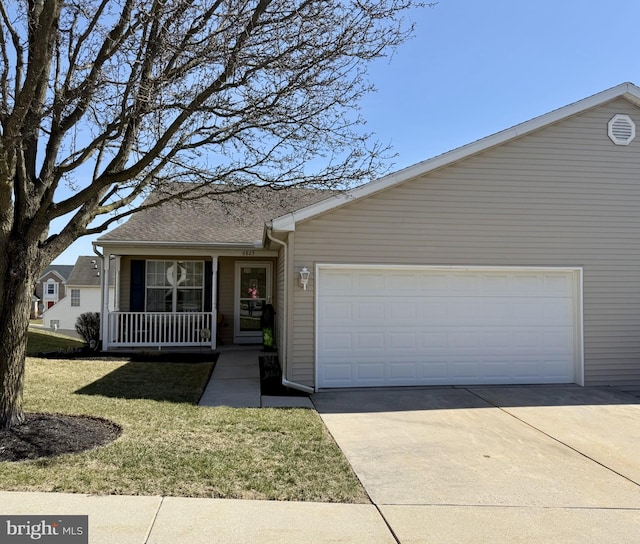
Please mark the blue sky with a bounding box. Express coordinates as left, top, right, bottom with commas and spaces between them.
53, 0, 640, 263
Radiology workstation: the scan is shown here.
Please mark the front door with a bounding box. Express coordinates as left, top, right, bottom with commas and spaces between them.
234, 262, 272, 343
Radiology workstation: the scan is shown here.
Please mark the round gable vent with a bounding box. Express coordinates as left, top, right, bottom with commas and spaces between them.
608, 114, 636, 145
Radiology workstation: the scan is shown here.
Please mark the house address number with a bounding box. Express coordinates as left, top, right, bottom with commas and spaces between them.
242, 250, 255, 256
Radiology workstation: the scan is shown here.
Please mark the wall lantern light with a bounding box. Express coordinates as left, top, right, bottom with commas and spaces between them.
299, 267, 311, 291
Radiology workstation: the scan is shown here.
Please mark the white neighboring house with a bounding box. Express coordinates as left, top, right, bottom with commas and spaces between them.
35, 265, 73, 315
43, 256, 115, 332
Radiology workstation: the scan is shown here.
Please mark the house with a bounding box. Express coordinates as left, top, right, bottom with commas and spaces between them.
42, 256, 116, 331
96, 82, 640, 391
35, 264, 74, 316
95, 187, 329, 357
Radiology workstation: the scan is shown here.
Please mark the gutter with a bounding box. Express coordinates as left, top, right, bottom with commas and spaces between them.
265, 228, 315, 395
95, 240, 259, 248
92, 244, 106, 347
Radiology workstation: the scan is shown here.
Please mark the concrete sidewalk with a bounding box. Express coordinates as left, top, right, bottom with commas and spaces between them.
0, 492, 394, 544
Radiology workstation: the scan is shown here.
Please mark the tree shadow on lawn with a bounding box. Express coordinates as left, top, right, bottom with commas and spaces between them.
75, 356, 217, 403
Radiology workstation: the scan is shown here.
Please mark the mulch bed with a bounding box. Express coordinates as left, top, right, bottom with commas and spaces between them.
37, 348, 218, 364
259, 355, 309, 397
0, 413, 122, 462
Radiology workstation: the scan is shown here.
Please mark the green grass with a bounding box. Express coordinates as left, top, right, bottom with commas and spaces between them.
0, 358, 368, 502
26, 328, 84, 355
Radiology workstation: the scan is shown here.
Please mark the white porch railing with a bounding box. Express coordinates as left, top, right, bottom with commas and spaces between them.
108, 312, 214, 348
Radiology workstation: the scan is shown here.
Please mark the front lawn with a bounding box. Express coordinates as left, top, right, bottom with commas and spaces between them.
0, 358, 367, 503
26, 328, 84, 355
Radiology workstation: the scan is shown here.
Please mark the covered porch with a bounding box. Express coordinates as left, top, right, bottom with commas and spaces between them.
96, 246, 279, 351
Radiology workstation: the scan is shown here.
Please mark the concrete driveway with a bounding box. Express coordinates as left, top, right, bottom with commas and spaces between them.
313, 386, 640, 543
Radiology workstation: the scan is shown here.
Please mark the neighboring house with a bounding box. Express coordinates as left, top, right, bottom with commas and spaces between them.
35, 265, 74, 315
42, 256, 116, 331
96, 82, 640, 391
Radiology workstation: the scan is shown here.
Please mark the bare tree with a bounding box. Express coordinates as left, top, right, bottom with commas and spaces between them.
0, 0, 424, 429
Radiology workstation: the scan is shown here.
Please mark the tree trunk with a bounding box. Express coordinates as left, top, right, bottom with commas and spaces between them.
0, 244, 40, 430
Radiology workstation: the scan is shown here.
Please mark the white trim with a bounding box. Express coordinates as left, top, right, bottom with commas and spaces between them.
314, 263, 321, 392
96, 243, 277, 258
70, 288, 81, 307
273, 82, 640, 232
576, 268, 585, 386
94, 238, 262, 249
233, 261, 273, 344
211, 256, 218, 350
145, 259, 205, 313
314, 263, 585, 390
100, 252, 110, 349
37, 270, 68, 283
97, 240, 262, 249
44, 279, 59, 299
316, 263, 583, 272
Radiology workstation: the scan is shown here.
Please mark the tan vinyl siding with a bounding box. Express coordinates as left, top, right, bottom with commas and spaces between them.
291, 98, 640, 387
118, 256, 132, 311
216, 257, 235, 345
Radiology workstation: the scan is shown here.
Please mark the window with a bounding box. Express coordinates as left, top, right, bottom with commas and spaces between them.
71, 289, 80, 307
146, 260, 204, 312
46, 281, 57, 296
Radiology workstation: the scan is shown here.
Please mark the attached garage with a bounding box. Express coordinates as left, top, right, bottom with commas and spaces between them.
316, 266, 583, 388
269, 84, 640, 390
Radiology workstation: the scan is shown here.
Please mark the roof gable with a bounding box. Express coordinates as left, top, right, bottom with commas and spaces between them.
37, 265, 74, 282
271, 82, 640, 231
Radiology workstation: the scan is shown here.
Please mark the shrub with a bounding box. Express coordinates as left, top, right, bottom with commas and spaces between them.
75, 312, 100, 347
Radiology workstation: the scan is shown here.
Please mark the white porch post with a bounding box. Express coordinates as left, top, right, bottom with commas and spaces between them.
100, 252, 111, 350
211, 256, 218, 350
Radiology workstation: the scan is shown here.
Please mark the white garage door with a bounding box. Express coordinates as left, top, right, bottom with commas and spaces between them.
317, 266, 581, 388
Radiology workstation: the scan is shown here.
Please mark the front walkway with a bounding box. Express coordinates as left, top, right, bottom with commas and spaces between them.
198, 347, 313, 408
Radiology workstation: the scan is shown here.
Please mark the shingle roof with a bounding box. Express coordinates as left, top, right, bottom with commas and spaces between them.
67, 256, 110, 286
98, 184, 332, 245
38, 265, 74, 282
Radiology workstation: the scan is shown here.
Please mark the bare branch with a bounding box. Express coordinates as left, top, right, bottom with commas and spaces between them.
1, 0, 424, 259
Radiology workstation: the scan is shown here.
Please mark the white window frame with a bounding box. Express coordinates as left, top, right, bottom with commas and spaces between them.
45, 280, 58, 297
145, 260, 205, 313
70, 289, 80, 307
